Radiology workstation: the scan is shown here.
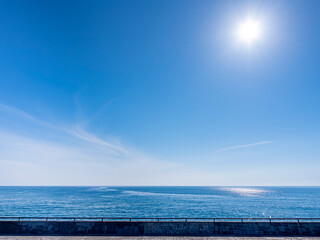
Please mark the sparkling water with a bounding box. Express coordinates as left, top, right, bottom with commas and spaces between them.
0, 186, 319, 218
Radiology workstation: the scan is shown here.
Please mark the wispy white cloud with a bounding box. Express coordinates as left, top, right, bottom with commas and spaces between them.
0, 102, 187, 185
0, 103, 60, 130
0, 102, 125, 156
66, 125, 127, 156
216, 141, 273, 152
0, 130, 184, 185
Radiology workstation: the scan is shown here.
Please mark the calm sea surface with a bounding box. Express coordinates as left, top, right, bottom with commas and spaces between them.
0, 187, 319, 218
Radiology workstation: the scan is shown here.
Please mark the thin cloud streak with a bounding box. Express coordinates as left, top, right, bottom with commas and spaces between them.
0, 102, 125, 155
216, 141, 273, 152
66, 126, 128, 156
0, 103, 61, 130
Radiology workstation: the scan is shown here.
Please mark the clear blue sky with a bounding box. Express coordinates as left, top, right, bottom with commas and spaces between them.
0, 0, 319, 185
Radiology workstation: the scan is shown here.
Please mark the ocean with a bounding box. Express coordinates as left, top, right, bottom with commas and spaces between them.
0, 186, 319, 218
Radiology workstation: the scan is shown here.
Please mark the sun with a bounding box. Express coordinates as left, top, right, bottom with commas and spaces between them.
237, 18, 261, 44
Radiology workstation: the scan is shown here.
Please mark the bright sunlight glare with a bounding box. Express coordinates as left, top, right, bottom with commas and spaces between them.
237, 18, 261, 45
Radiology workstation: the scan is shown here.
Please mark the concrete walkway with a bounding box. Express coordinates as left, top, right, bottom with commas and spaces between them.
0, 237, 320, 240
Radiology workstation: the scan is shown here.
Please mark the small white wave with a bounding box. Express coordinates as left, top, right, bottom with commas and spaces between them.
122, 191, 170, 196
122, 190, 220, 198
219, 187, 271, 197
87, 187, 118, 192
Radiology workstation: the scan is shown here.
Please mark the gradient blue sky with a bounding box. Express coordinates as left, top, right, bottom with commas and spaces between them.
0, 0, 319, 185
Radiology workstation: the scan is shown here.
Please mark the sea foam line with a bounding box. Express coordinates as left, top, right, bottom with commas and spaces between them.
122, 190, 221, 198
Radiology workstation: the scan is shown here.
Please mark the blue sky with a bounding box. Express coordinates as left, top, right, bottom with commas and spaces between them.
0, 0, 320, 185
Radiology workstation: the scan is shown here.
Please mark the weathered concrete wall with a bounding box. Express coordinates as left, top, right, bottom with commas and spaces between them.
0, 221, 320, 236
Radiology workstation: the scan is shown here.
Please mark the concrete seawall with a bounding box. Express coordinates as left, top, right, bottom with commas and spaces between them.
0, 221, 320, 236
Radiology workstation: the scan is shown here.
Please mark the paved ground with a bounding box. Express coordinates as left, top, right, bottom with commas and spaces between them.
0, 237, 320, 240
